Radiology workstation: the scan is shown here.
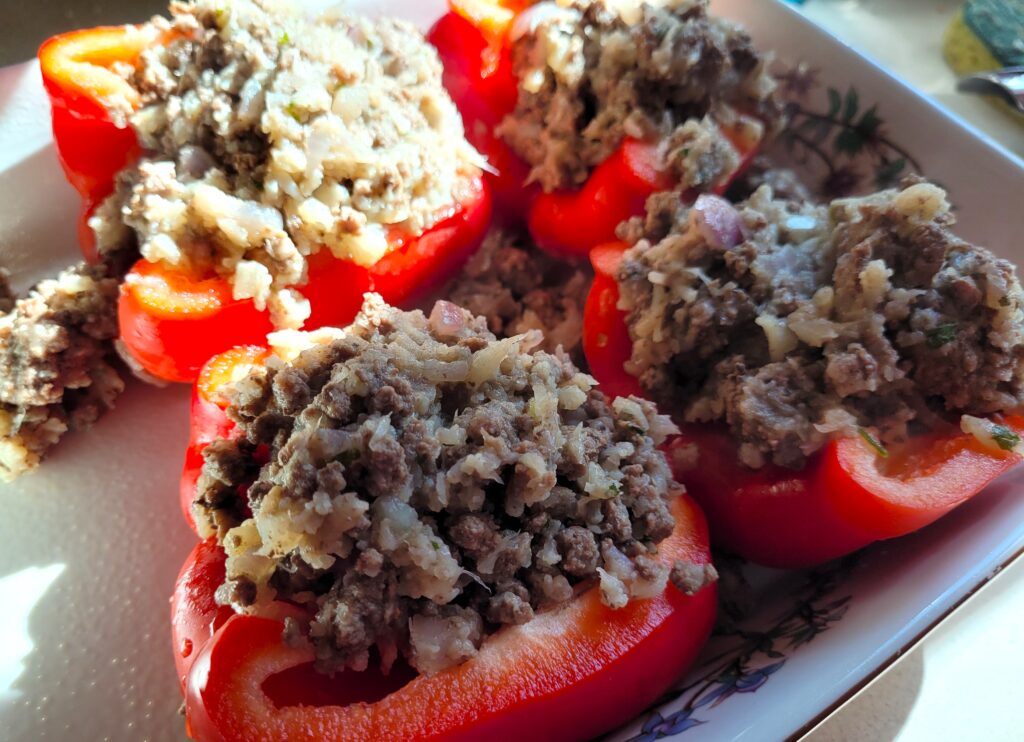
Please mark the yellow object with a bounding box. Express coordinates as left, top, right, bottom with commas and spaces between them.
943, 10, 1002, 76
943, 2, 1024, 119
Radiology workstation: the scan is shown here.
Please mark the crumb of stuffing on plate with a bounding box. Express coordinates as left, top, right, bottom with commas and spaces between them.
0, 264, 124, 481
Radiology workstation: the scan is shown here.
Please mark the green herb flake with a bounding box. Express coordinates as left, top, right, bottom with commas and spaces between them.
607, 482, 622, 496
926, 323, 957, 349
285, 101, 301, 121
1000, 296, 1011, 307
682, 148, 691, 157
991, 424, 1021, 452
431, 540, 441, 552
857, 427, 889, 458
278, 31, 290, 45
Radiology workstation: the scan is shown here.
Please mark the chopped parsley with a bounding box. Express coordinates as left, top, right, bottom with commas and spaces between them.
990, 424, 1021, 452
285, 101, 301, 121
1000, 296, 1011, 307
926, 323, 957, 349
431, 540, 441, 552
278, 31, 290, 45
607, 482, 622, 496
858, 427, 889, 458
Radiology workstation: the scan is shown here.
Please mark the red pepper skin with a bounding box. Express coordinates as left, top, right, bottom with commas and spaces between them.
179, 346, 268, 529
583, 242, 645, 400
171, 537, 234, 694
118, 261, 276, 384
174, 495, 716, 742
585, 244, 1024, 568
38, 26, 149, 201
369, 178, 493, 308
529, 141, 673, 261
39, 26, 154, 262
117, 175, 492, 383
529, 126, 763, 261
179, 445, 206, 533
427, 10, 536, 224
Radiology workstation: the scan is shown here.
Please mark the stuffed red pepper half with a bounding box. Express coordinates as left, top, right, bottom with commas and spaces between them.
172, 295, 716, 741
39, 0, 492, 382
583, 180, 1024, 568
428, 0, 780, 256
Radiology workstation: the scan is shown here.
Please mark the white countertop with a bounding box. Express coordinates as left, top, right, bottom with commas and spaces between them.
798, 2, 1024, 740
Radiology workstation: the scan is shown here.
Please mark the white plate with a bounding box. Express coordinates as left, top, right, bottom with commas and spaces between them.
0, 2, 1022, 741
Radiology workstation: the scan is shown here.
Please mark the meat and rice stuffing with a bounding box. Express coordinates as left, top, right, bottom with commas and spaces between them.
193, 294, 714, 675
92, 0, 484, 328
444, 228, 590, 360
0, 265, 123, 481
498, 0, 783, 192
617, 179, 1024, 469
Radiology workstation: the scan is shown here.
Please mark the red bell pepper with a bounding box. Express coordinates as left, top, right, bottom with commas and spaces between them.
528, 120, 762, 260
427, 4, 535, 224
40, 26, 494, 384
429, 3, 763, 259
584, 242, 1024, 568
116, 175, 490, 383
172, 495, 717, 742
179, 345, 267, 530
38, 25, 156, 262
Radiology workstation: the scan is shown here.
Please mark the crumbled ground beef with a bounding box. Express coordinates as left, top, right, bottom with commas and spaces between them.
92, 0, 482, 329
195, 294, 706, 675
498, 0, 782, 192
0, 264, 124, 481
444, 228, 590, 361
617, 180, 1024, 468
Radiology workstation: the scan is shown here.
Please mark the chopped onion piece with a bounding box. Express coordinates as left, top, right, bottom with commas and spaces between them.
429, 300, 466, 337
691, 194, 743, 250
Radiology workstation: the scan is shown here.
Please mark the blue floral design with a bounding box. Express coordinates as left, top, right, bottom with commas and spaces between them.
625, 555, 857, 741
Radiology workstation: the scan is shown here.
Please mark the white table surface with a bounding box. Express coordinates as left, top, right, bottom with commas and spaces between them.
797, 2, 1024, 740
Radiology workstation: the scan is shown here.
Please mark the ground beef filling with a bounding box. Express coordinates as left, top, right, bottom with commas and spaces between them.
444, 228, 590, 361
498, 0, 782, 192
194, 295, 710, 675
617, 180, 1024, 469
93, 0, 482, 329
0, 264, 124, 480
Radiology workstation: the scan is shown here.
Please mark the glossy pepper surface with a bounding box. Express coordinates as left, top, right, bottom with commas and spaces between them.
172, 497, 716, 742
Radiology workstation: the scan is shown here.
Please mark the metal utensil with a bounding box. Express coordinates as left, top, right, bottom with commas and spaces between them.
957, 67, 1024, 114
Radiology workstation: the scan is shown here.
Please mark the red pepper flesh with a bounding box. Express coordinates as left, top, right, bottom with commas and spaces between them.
428, 8, 535, 224
116, 174, 491, 383
175, 495, 716, 742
